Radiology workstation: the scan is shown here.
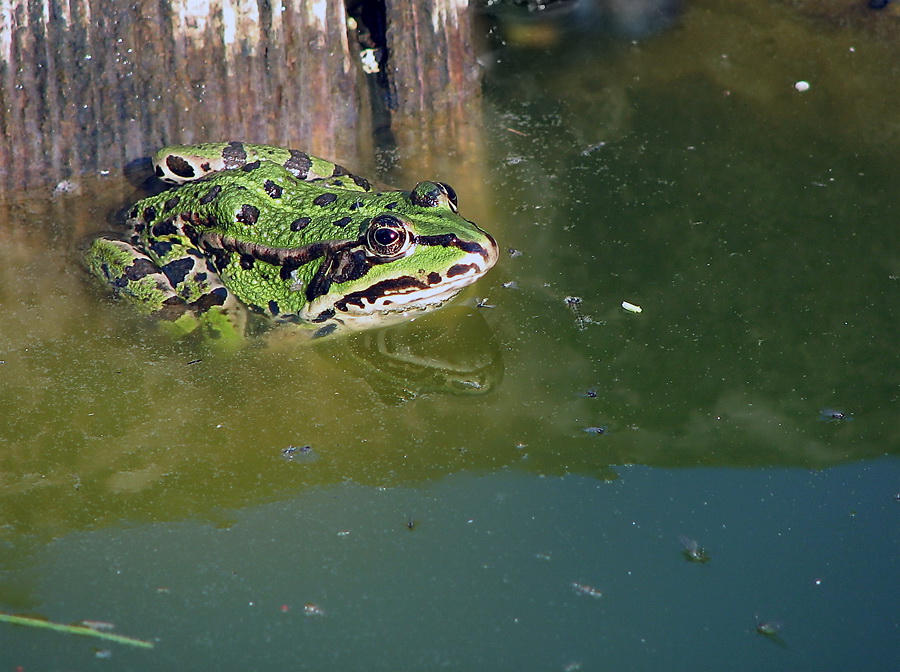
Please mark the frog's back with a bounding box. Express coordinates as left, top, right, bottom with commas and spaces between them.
152, 141, 372, 193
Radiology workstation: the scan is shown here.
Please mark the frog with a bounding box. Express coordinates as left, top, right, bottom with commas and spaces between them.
84, 142, 499, 344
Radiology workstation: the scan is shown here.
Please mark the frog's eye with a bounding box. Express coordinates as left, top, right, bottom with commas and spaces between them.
410, 181, 458, 211
437, 182, 458, 211
366, 214, 412, 257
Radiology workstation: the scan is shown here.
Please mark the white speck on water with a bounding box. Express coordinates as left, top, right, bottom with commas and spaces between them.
794, 80, 810, 92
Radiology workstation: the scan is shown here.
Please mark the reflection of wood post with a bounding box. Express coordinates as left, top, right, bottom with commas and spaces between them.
0, 0, 368, 191
382, 0, 486, 205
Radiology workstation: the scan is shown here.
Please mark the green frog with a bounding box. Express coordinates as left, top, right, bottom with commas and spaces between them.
84, 142, 498, 343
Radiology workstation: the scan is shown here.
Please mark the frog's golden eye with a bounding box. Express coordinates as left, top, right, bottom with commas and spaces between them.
366, 214, 412, 257
410, 181, 458, 211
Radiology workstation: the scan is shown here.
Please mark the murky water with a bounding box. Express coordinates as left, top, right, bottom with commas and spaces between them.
1, 1, 898, 669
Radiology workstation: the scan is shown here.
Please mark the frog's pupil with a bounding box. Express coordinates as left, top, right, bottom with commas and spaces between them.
374, 228, 399, 246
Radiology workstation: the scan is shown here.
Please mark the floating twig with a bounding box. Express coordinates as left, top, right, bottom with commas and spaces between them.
0, 613, 154, 649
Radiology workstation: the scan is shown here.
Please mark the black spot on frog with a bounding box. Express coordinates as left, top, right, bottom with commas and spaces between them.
199, 185, 222, 204
236, 204, 260, 225
313, 193, 338, 207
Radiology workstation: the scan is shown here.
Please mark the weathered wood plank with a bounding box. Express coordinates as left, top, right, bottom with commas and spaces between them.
0, 0, 485, 194
384, 0, 483, 172
0, 0, 369, 191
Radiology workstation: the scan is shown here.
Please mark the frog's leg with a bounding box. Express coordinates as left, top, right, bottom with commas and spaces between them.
84, 236, 246, 345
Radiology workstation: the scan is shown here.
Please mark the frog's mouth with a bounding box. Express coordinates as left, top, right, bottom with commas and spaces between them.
336, 263, 491, 315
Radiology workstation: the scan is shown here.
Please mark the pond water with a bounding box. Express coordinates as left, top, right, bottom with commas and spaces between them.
1, 1, 898, 669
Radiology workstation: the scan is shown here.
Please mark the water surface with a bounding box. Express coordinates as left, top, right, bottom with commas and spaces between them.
1, 1, 897, 669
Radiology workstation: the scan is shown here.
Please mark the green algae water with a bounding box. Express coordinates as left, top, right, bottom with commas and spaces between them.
1, 1, 898, 669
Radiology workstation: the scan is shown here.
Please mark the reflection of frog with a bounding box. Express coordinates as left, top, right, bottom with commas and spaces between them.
84, 142, 498, 342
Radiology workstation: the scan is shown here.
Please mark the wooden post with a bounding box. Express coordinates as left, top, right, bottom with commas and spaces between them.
382, 0, 485, 192
0, 0, 485, 194
0, 0, 369, 191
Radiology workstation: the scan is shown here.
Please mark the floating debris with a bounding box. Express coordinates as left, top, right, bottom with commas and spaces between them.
794, 80, 810, 92
501, 281, 520, 290
581, 141, 607, 155
507, 248, 523, 258
582, 426, 608, 436
755, 615, 786, 645
756, 618, 782, 637
0, 613, 153, 649
572, 582, 603, 598
476, 297, 495, 309
621, 300, 642, 314
565, 296, 588, 330
281, 445, 316, 462
818, 408, 852, 422
679, 535, 711, 563
303, 603, 326, 617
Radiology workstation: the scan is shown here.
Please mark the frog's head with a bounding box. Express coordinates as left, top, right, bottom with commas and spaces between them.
299, 181, 499, 330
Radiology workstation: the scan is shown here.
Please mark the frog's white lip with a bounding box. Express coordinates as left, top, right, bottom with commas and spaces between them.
370, 271, 486, 312
313, 281, 473, 332
342, 266, 490, 316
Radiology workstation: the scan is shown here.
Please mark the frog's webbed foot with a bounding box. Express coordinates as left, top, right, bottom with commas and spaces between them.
84, 235, 247, 345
